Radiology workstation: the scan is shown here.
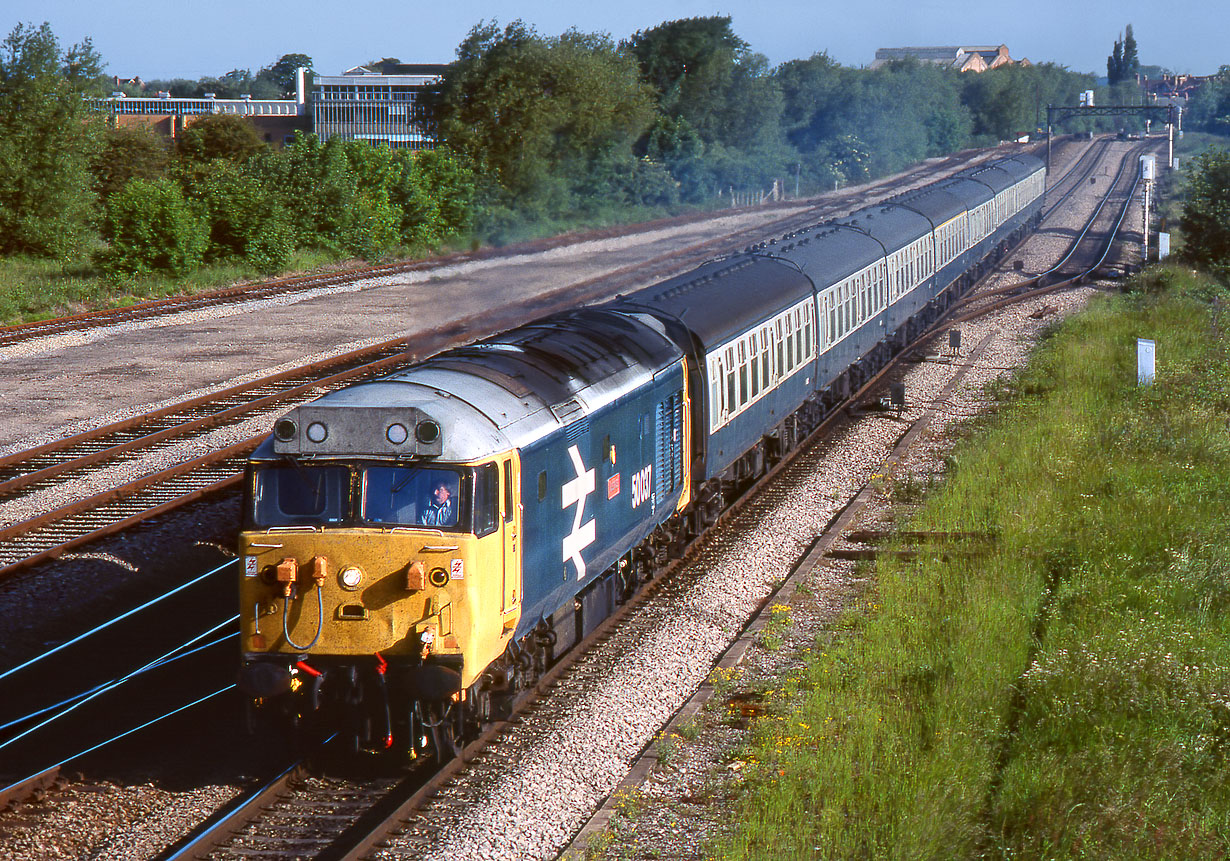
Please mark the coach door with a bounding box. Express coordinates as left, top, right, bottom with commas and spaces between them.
501, 456, 521, 612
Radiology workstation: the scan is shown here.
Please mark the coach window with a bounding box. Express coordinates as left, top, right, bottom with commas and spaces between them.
760, 328, 772, 388
804, 305, 813, 358
824, 294, 834, 347
503, 460, 514, 523
726, 347, 737, 413
775, 319, 785, 375
749, 332, 761, 398
738, 341, 749, 405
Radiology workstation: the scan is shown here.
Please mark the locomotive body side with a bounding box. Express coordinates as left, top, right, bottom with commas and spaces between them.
515, 354, 689, 644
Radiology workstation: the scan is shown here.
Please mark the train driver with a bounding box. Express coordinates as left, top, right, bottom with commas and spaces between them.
419, 477, 457, 527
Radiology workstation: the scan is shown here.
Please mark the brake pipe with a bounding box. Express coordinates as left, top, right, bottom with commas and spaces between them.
282, 583, 324, 651
0, 559, 237, 683
0, 684, 236, 802
0, 616, 239, 752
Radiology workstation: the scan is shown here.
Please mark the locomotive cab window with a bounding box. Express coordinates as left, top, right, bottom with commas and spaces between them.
362, 464, 467, 530
503, 460, 514, 523
252, 463, 350, 527
472, 463, 499, 537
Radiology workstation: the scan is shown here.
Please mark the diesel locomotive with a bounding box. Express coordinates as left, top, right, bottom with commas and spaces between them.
237, 151, 1046, 755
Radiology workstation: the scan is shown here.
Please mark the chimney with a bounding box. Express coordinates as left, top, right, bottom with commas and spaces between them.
296, 66, 308, 112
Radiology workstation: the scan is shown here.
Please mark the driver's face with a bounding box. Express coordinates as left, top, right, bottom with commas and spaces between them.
433, 484, 451, 504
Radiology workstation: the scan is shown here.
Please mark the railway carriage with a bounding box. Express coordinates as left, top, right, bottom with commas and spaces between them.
236, 152, 1046, 755
610, 255, 817, 488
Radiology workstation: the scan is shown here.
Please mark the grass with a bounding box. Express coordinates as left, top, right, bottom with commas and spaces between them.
0, 200, 695, 327
0, 247, 342, 326
714, 265, 1230, 859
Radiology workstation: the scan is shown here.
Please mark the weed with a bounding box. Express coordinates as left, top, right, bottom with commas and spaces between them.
675, 716, 702, 742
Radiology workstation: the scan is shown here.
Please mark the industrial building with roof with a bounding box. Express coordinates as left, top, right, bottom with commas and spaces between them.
92, 62, 448, 150
871, 45, 1030, 73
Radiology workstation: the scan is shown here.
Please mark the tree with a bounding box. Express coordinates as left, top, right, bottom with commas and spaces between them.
247, 132, 358, 251
1123, 25, 1139, 81
180, 159, 292, 269
1186, 66, 1230, 136
1180, 148, 1230, 282
435, 21, 658, 215
96, 178, 208, 277
177, 112, 265, 164
0, 22, 104, 259
92, 125, 173, 204
405, 148, 476, 240
1108, 25, 1140, 86
259, 53, 313, 98
625, 17, 793, 197
625, 16, 747, 107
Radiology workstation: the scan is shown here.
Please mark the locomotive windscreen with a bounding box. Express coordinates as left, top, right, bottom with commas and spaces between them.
249, 462, 499, 535
251, 464, 349, 527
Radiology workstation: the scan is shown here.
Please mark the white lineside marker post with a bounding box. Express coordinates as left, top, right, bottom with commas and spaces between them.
1141, 155, 1156, 264
1137, 338, 1156, 386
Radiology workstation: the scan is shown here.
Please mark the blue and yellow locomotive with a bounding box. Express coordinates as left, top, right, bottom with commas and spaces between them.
238, 308, 692, 752
237, 152, 1046, 754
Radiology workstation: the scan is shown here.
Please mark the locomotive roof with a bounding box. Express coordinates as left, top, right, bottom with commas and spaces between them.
772, 223, 887, 289
253, 308, 683, 464
612, 254, 813, 349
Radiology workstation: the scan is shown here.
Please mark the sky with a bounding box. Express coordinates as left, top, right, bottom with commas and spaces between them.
7, 0, 1225, 82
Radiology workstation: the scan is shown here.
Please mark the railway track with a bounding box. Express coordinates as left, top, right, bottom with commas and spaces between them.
0, 145, 1040, 580
152, 139, 1139, 861
0, 136, 1130, 853
0, 146, 1011, 352
949, 139, 1156, 325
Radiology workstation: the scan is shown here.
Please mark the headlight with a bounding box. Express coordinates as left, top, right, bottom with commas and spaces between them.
339, 566, 363, 590
306, 421, 328, 443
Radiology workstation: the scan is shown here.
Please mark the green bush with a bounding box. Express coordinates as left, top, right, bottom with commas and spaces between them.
1180, 147, 1230, 282
344, 192, 401, 260
181, 160, 294, 272
96, 177, 207, 277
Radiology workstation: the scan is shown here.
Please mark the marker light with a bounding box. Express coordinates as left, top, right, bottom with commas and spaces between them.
339, 566, 363, 590
306, 422, 328, 443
